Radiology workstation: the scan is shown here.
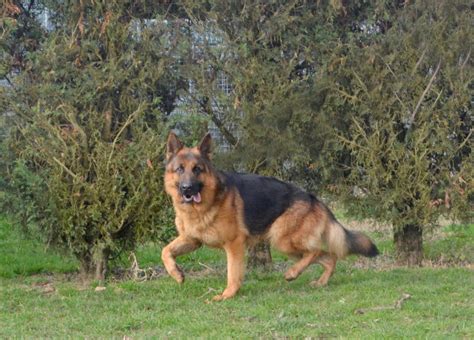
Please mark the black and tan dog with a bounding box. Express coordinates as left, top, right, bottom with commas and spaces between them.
162, 132, 378, 301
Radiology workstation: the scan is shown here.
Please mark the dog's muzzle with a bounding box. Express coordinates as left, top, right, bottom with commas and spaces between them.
179, 183, 202, 203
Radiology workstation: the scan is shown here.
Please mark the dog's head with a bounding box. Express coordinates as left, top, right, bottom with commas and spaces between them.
164, 132, 216, 205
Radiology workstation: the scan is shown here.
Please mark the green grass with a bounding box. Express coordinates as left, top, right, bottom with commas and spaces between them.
0, 218, 77, 278
0, 217, 473, 338
425, 224, 474, 263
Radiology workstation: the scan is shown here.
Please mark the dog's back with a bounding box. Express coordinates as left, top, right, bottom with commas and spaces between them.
221, 172, 313, 235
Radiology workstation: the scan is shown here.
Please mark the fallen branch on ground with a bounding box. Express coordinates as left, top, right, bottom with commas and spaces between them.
355, 293, 411, 315
127, 252, 163, 282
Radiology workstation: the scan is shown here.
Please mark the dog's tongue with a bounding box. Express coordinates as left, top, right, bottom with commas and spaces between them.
183, 192, 202, 203
192, 192, 202, 203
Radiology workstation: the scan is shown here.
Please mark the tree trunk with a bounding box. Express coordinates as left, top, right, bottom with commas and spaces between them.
94, 248, 109, 282
79, 248, 109, 282
79, 256, 93, 282
394, 224, 423, 266
248, 241, 272, 270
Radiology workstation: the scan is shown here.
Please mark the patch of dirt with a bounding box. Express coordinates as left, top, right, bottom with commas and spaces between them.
351, 253, 473, 271
108, 253, 227, 283
31, 281, 56, 294
339, 214, 460, 243
342, 219, 392, 234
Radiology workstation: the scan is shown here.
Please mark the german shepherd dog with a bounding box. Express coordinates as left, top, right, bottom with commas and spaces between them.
162, 132, 378, 301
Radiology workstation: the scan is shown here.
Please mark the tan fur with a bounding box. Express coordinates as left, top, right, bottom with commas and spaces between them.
327, 222, 349, 259
264, 201, 345, 285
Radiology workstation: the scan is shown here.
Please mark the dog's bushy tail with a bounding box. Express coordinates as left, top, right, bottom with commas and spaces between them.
326, 222, 379, 259
345, 228, 379, 257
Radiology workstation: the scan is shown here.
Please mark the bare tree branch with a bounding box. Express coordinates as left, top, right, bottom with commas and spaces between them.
52, 157, 79, 179
411, 47, 426, 75
408, 60, 441, 127
198, 98, 238, 146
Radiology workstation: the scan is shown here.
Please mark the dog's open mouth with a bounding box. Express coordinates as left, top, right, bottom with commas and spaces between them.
183, 192, 202, 203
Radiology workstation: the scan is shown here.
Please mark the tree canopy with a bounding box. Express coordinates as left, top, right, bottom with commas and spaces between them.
1, 0, 472, 276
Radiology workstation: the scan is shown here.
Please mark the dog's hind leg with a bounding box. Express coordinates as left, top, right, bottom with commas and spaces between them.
310, 251, 337, 287
284, 251, 321, 281
162, 236, 201, 283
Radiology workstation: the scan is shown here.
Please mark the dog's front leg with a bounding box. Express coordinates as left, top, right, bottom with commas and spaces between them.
212, 237, 246, 301
162, 235, 201, 283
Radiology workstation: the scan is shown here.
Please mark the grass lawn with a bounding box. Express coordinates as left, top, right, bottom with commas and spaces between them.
0, 217, 473, 338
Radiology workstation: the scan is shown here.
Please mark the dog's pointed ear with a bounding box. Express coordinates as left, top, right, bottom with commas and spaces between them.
198, 133, 212, 159
166, 132, 183, 161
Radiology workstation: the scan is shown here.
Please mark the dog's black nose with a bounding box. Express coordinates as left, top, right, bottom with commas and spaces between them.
180, 183, 192, 193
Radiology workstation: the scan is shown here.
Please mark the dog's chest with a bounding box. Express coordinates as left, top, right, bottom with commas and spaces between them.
180, 209, 225, 247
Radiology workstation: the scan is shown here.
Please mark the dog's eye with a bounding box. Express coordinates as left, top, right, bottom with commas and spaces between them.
175, 165, 184, 174
193, 166, 203, 175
